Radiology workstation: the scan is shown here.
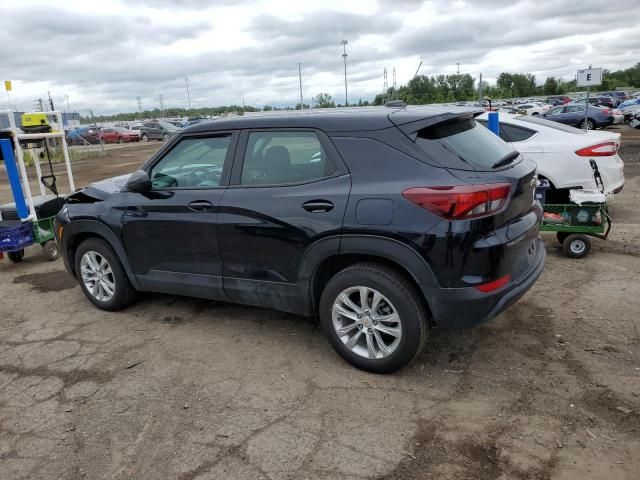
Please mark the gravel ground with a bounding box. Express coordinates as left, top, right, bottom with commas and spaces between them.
0, 128, 639, 479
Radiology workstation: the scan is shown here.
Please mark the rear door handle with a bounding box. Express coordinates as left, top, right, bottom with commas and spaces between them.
188, 200, 214, 212
302, 200, 334, 213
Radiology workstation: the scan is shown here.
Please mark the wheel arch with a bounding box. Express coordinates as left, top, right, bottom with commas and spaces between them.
300, 235, 438, 324
63, 220, 139, 289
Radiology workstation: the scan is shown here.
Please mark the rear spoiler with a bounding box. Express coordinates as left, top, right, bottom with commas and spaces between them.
388, 109, 484, 141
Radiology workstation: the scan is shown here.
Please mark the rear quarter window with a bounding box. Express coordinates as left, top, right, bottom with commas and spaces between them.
415, 117, 517, 171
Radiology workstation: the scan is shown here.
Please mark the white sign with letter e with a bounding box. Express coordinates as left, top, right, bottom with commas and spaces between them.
576, 68, 602, 87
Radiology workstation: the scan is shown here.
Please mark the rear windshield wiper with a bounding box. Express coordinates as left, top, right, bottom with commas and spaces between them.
492, 151, 520, 169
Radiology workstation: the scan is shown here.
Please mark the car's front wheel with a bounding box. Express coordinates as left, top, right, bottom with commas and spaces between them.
75, 238, 135, 311
141, 134, 148, 142
319, 263, 429, 373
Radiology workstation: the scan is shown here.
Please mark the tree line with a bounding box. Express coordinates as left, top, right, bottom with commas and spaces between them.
83, 63, 639, 122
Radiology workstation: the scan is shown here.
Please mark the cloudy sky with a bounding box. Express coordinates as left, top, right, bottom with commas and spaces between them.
0, 0, 638, 114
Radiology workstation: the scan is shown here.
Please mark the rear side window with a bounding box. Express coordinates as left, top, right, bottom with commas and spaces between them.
241, 131, 333, 185
415, 117, 517, 171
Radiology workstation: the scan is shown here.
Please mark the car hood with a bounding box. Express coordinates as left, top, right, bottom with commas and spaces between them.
80, 173, 132, 200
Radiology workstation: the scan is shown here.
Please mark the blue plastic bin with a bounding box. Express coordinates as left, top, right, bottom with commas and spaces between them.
0, 221, 34, 253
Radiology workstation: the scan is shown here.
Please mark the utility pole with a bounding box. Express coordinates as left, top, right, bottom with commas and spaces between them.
341, 40, 348, 107
456, 62, 460, 74
64, 95, 71, 114
478, 73, 483, 105
158, 94, 164, 117
136, 96, 142, 113
47, 91, 55, 111
383, 68, 388, 103
185, 77, 191, 110
298, 63, 304, 109
35, 98, 44, 112
393, 67, 397, 100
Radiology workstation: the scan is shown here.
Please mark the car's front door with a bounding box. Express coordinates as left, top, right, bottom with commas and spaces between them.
218, 129, 351, 314
564, 105, 585, 126
120, 131, 237, 300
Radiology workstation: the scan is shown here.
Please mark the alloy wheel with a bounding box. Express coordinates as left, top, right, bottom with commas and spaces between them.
80, 251, 116, 302
331, 286, 402, 359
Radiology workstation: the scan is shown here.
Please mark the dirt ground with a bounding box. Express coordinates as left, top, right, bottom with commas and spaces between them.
0, 128, 639, 479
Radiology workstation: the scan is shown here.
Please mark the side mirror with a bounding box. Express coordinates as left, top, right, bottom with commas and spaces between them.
124, 170, 151, 193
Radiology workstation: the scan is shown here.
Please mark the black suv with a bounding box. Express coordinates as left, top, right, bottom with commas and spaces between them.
56, 106, 545, 373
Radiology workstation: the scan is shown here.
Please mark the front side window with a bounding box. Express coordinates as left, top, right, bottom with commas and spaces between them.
150, 135, 231, 188
566, 106, 584, 113
547, 107, 564, 115
240, 131, 332, 185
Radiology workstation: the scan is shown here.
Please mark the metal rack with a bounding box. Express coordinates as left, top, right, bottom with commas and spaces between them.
1, 110, 75, 221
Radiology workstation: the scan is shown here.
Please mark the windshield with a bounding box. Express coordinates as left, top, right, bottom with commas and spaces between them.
159, 120, 179, 131
415, 117, 518, 171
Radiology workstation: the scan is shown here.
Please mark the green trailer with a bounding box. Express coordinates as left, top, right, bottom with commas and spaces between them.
540, 203, 611, 259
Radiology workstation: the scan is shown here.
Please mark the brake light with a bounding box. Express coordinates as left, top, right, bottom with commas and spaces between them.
575, 142, 618, 157
474, 274, 511, 293
402, 183, 511, 220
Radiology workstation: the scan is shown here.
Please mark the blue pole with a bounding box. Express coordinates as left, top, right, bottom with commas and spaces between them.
0, 138, 29, 220
487, 111, 500, 137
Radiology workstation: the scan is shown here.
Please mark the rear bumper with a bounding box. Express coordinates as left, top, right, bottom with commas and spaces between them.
423, 238, 545, 330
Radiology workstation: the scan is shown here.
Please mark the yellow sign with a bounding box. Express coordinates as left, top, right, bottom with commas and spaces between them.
4, 80, 11, 91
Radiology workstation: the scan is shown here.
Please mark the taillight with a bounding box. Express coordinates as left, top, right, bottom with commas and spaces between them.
575, 142, 618, 157
402, 183, 511, 220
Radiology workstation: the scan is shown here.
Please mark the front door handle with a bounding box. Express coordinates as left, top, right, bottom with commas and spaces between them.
302, 200, 334, 213
188, 200, 214, 212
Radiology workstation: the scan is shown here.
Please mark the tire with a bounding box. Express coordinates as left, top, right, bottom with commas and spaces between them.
532, 112, 539, 116
43, 240, 59, 261
141, 134, 148, 142
8, 250, 24, 263
118, 137, 124, 144
562, 234, 591, 259
556, 232, 570, 244
319, 263, 429, 373
74, 238, 135, 311
579, 119, 596, 130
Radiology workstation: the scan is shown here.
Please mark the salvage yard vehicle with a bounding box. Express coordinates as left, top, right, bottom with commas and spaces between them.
543, 104, 614, 130
139, 120, 180, 142
476, 113, 625, 199
99, 127, 140, 144
55, 105, 545, 373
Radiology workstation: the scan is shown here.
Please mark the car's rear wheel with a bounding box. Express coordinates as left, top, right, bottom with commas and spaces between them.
319, 263, 429, 373
141, 134, 148, 142
118, 137, 124, 144
579, 119, 596, 130
75, 238, 135, 311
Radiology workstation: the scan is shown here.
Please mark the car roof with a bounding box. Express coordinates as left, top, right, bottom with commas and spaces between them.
183, 105, 483, 133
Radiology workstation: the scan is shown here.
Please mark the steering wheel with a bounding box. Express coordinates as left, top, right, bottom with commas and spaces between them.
187, 166, 213, 187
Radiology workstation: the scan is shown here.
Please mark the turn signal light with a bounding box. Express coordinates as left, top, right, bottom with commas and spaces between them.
402, 183, 511, 220
575, 142, 618, 157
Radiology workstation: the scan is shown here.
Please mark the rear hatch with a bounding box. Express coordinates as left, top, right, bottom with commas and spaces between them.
390, 111, 538, 230
391, 110, 540, 284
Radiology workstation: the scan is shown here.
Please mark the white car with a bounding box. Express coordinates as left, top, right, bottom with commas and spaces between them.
514, 103, 552, 116
477, 112, 625, 197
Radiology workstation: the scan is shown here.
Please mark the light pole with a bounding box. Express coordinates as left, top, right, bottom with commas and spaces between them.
64, 95, 71, 114
298, 63, 304, 109
456, 62, 460, 74
341, 40, 348, 107
185, 77, 191, 110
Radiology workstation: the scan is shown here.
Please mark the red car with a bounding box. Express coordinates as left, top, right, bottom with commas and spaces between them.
99, 127, 140, 144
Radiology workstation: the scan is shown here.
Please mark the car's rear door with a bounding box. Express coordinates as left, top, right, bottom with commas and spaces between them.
217, 128, 351, 314
120, 131, 238, 300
